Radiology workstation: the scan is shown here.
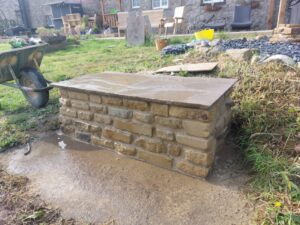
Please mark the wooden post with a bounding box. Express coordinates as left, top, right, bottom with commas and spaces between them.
100, 0, 105, 25
277, 0, 287, 26
267, 0, 275, 29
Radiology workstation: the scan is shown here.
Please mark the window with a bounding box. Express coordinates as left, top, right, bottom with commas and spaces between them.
152, 0, 168, 9
132, 0, 140, 8
201, 0, 225, 4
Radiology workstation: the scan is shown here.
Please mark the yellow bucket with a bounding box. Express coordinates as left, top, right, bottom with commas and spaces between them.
194, 29, 214, 41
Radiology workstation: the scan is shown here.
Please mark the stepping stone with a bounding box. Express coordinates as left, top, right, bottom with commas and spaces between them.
156, 62, 218, 74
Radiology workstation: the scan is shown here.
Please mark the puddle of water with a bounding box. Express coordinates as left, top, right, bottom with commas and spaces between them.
0, 133, 254, 225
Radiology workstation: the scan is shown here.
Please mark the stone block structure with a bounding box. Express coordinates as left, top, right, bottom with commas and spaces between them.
53, 72, 236, 178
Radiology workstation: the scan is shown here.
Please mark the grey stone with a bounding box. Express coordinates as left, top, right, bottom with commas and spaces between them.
126, 11, 145, 46
263, 55, 296, 66
225, 48, 257, 62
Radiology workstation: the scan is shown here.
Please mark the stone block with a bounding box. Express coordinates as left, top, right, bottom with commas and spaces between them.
133, 111, 153, 123
182, 120, 213, 138
89, 124, 102, 134
60, 98, 71, 107
155, 116, 182, 129
156, 127, 174, 141
103, 127, 132, 144
68, 91, 89, 101
169, 106, 212, 122
115, 142, 136, 156
225, 48, 257, 62
89, 94, 102, 104
185, 148, 214, 166
71, 100, 90, 110
74, 120, 90, 132
126, 11, 145, 46
114, 118, 153, 136
91, 136, 114, 149
176, 133, 216, 151
176, 161, 209, 177
59, 116, 73, 125
123, 99, 149, 111
59, 89, 69, 98
94, 114, 112, 125
61, 124, 75, 135
108, 107, 133, 119
167, 143, 181, 157
78, 111, 93, 121
61, 107, 77, 118
138, 151, 172, 169
76, 132, 91, 143
90, 103, 107, 114
135, 137, 165, 153
151, 103, 168, 116
102, 96, 123, 106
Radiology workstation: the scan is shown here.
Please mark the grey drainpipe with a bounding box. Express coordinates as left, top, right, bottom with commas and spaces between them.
18, 0, 30, 28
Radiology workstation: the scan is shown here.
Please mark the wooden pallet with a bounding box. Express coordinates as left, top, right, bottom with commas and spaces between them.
270, 24, 300, 43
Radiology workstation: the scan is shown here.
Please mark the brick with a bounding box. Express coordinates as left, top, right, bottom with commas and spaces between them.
135, 137, 165, 153
185, 148, 214, 166
114, 118, 153, 136
76, 132, 91, 143
115, 142, 136, 156
176, 161, 209, 177
61, 107, 77, 118
151, 103, 168, 116
169, 106, 213, 121
89, 94, 102, 104
59, 89, 69, 98
68, 91, 89, 101
123, 99, 149, 111
103, 127, 132, 144
59, 115, 73, 125
156, 127, 174, 141
176, 133, 216, 151
74, 120, 90, 132
133, 111, 153, 123
102, 96, 123, 106
60, 98, 71, 107
138, 151, 172, 169
167, 143, 181, 157
155, 116, 182, 129
91, 136, 114, 149
89, 124, 102, 134
182, 120, 213, 138
108, 107, 132, 119
61, 124, 75, 135
71, 100, 89, 110
78, 111, 93, 121
94, 114, 112, 125
90, 103, 107, 114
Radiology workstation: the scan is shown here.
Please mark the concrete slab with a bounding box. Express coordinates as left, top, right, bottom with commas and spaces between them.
156, 62, 218, 73
52, 72, 236, 109
0, 133, 254, 225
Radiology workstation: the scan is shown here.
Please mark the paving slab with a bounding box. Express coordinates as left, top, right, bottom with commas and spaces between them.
52, 72, 236, 109
0, 133, 254, 225
156, 62, 218, 73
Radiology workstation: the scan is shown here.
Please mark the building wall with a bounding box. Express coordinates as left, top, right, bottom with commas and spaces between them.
0, 0, 21, 24
25, 0, 100, 29
105, 0, 279, 31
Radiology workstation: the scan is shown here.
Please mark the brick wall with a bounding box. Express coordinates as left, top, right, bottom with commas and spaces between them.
58, 89, 232, 178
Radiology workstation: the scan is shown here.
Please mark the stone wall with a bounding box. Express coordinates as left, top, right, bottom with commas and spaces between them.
0, 0, 21, 24
58, 89, 232, 178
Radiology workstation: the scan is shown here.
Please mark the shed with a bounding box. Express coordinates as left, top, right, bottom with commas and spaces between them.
46, 1, 83, 29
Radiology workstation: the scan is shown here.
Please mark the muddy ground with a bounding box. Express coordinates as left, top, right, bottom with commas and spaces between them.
0, 131, 255, 225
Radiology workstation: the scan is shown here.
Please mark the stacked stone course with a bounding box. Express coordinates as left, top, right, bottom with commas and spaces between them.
59, 89, 232, 178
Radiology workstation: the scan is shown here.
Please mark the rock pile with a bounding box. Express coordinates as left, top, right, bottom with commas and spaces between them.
218, 37, 300, 63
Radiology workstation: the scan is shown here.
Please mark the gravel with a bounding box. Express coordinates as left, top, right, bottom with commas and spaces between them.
218, 37, 300, 62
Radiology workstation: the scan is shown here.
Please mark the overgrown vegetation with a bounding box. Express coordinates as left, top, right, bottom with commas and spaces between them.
0, 38, 299, 224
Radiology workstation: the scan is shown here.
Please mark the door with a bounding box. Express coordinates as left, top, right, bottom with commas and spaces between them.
290, 1, 300, 24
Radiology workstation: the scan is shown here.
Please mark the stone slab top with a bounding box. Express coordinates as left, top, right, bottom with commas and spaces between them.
52, 72, 237, 109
